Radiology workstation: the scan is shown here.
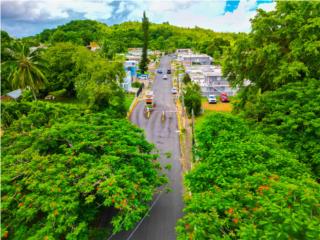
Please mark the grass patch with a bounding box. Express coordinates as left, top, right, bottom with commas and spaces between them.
201, 97, 233, 112
124, 93, 136, 111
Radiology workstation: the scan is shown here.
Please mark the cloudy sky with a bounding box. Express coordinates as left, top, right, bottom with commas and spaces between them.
1, 0, 275, 38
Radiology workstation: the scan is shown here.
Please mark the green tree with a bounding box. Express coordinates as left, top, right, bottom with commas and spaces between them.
139, 11, 149, 73
73, 47, 126, 112
3, 43, 47, 100
182, 73, 191, 84
1, 30, 15, 94
41, 42, 79, 97
1, 101, 167, 239
177, 113, 319, 239
183, 83, 202, 116
223, 1, 320, 108
240, 79, 320, 176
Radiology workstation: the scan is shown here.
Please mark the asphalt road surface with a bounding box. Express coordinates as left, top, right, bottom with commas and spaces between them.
111, 56, 184, 240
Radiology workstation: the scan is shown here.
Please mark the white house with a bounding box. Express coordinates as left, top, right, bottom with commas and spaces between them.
178, 53, 212, 66
185, 65, 237, 97
121, 71, 132, 92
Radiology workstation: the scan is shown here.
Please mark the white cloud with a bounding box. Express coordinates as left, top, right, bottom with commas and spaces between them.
2, 0, 114, 21
2, 0, 277, 37
123, 0, 275, 32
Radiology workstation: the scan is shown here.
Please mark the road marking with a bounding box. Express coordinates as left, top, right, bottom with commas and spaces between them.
126, 187, 167, 240
106, 186, 168, 240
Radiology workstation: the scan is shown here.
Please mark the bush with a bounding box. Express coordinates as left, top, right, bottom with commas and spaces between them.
183, 83, 202, 116
131, 81, 142, 88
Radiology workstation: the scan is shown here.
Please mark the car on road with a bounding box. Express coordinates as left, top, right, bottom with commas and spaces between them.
167, 69, 171, 74
208, 94, 217, 104
171, 87, 177, 94
162, 74, 168, 80
220, 92, 229, 102
139, 75, 148, 80
157, 69, 163, 74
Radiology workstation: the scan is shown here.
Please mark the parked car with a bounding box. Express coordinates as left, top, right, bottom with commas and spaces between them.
157, 69, 163, 74
220, 92, 229, 102
139, 75, 148, 80
167, 69, 171, 74
171, 87, 177, 94
208, 94, 217, 104
162, 75, 168, 80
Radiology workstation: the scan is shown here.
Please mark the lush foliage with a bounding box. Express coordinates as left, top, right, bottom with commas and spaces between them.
139, 12, 149, 73
39, 42, 126, 112
183, 82, 202, 116
40, 42, 79, 97
222, 1, 320, 176
33, 20, 237, 56
177, 113, 319, 239
1, 101, 166, 239
2, 42, 47, 99
239, 79, 320, 176
223, 1, 320, 103
182, 73, 191, 84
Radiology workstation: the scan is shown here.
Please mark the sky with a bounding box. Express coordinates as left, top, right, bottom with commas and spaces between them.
1, 0, 276, 38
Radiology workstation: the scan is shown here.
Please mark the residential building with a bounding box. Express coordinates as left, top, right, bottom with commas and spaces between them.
185, 65, 237, 96
178, 53, 212, 66
176, 49, 192, 55
87, 42, 100, 52
121, 71, 132, 92
124, 60, 138, 79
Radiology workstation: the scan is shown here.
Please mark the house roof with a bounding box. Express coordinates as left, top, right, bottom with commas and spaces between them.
6, 89, 22, 99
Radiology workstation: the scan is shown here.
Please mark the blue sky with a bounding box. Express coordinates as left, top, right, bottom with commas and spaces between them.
1, 0, 275, 38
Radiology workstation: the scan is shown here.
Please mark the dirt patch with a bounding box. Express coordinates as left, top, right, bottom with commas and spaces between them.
202, 102, 232, 112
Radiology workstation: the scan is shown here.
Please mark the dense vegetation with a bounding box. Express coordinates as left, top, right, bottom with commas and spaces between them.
241, 79, 320, 176
223, 1, 320, 176
1, 39, 126, 112
34, 20, 237, 59
177, 113, 319, 239
183, 82, 202, 117
178, 1, 320, 239
1, 101, 166, 239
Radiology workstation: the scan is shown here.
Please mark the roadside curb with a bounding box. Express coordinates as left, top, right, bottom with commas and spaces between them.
127, 96, 140, 119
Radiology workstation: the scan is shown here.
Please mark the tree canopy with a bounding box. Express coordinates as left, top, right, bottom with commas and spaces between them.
1, 101, 167, 239
177, 113, 319, 239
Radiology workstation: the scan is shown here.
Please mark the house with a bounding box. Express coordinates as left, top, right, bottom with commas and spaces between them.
121, 71, 132, 92
124, 60, 138, 79
179, 54, 212, 66
6, 89, 22, 100
87, 42, 100, 52
176, 49, 192, 55
185, 65, 237, 97
126, 48, 156, 62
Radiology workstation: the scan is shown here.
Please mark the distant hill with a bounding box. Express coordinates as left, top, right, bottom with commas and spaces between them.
30, 20, 239, 55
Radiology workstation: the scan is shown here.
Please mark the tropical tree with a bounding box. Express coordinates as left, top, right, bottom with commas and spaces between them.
139, 11, 149, 73
222, 1, 320, 108
182, 73, 191, 84
3, 43, 47, 100
183, 82, 202, 116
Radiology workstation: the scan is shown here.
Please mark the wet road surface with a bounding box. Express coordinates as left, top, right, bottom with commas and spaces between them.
111, 56, 183, 240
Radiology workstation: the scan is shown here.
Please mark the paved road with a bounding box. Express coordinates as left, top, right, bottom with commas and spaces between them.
111, 56, 184, 240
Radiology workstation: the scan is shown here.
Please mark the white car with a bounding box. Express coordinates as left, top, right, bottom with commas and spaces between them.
208, 94, 217, 104
162, 75, 168, 80
171, 87, 178, 94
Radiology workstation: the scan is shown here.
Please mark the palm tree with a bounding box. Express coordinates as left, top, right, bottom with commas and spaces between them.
3, 42, 47, 100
